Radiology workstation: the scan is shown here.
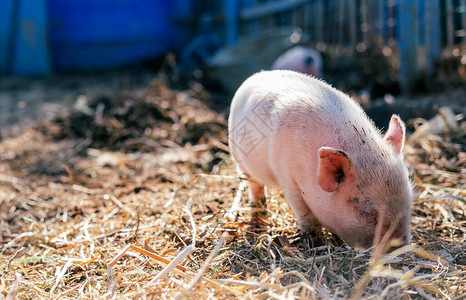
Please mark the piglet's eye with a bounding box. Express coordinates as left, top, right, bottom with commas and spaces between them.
362, 211, 374, 218
360, 210, 378, 225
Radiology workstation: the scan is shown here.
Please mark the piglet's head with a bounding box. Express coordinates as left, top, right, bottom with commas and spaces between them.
316, 115, 412, 249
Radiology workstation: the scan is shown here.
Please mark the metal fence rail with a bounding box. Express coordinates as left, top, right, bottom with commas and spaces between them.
221, 0, 465, 93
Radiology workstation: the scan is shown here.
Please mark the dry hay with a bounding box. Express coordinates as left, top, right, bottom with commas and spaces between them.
0, 77, 464, 299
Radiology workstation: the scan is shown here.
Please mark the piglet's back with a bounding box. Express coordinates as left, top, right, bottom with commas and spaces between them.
228, 70, 391, 170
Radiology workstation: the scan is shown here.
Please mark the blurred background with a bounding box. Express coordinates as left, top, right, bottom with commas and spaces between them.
1, 3, 465, 297
0, 0, 465, 129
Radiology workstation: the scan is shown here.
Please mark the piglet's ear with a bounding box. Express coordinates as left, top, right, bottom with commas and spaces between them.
318, 147, 356, 193
383, 115, 405, 155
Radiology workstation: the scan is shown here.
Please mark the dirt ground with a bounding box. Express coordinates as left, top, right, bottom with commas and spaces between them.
0, 69, 464, 299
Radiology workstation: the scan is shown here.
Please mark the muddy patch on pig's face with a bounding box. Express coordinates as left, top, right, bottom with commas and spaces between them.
349, 197, 381, 226
344, 182, 412, 248
326, 190, 392, 249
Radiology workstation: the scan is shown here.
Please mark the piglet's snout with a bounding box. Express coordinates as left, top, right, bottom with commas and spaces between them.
385, 228, 411, 252
395, 231, 411, 247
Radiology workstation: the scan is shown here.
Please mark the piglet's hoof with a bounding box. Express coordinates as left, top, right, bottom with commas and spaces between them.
301, 231, 325, 255
250, 211, 270, 228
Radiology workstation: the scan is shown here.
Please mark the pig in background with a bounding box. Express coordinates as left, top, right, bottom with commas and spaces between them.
228, 70, 413, 250
271, 46, 323, 78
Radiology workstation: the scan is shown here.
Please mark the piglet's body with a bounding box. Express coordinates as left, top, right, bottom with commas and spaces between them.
228, 70, 413, 249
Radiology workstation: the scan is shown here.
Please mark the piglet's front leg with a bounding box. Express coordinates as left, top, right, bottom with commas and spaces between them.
283, 187, 324, 253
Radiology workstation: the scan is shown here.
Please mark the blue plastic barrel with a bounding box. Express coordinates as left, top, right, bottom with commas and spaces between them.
48, 0, 182, 71
0, 0, 188, 75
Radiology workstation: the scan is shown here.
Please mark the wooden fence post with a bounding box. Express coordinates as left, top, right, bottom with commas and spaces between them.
304, 2, 312, 37
338, 0, 345, 46
314, 0, 324, 43
388, 0, 395, 45
225, 0, 239, 45
446, 0, 454, 50
398, 0, 418, 95
461, 0, 466, 44
425, 0, 440, 77
349, 0, 357, 47
375, 0, 384, 45
360, 0, 369, 45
